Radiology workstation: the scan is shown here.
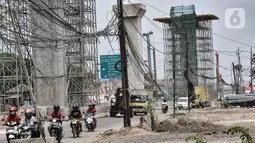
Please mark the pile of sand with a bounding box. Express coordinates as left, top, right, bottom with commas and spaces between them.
156, 118, 226, 133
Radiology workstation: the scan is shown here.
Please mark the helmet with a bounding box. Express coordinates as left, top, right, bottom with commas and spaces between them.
25, 108, 33, 119
9, 106, 17, 116
73, 104, 79, 110
88, 103, 93, 109
53, 105, 60, 112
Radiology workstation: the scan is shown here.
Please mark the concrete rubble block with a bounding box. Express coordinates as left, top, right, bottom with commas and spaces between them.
10, 137, 56, 143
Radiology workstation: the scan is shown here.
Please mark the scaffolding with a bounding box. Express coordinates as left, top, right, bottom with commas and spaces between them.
63, 0, 99, 107
0, 0, 99, 108
154, 5, 218, 99
0, 0, 32, 110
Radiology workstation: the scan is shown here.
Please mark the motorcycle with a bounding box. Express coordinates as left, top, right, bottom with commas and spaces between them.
162, 103, 168, 114
5, 121, 19, 143
71, 118, 80, 138
19, 124, 39, 139
50, 118, 62, 143
85, 113, 95, 132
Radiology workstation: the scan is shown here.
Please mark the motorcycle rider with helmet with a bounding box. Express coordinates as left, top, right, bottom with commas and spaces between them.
161, 98, 168, 111
3, 106, 21, 142
69, 104, 82, 132
3, 106, 21, 125
85, 103, 97, 126
19, 108, 40, 138
48, 105, 63, 137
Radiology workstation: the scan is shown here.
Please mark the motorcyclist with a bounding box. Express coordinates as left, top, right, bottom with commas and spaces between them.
19, 108, 40, 138
161, 98, 168, 108
48, 105, 63, 137
69, 105, 82, 132
85, 103, 97, 126
4, 106, 21, 142
3, 106, 21, 125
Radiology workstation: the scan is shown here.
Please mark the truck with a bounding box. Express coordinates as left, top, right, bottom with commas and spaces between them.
191, 86, 210, 108
129, 89, 153, 115
109, 88, 133, 118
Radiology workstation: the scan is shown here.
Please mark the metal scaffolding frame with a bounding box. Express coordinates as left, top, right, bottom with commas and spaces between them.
63, 0, 99, 107
0, 0, 32, 110
0, 0, 99, 108
154, 5, 218, 99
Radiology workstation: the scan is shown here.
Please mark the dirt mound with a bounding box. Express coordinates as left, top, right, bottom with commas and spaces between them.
101, 126, 152, 137
156, 118, 226, 133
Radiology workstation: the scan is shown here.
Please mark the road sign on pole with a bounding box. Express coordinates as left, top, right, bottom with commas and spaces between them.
100, 54, 122, 79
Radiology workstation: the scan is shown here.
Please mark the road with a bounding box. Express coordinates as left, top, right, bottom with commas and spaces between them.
0, 109, 172, 143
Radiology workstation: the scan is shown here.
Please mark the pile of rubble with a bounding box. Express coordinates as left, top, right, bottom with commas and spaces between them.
156, 118, 226, 133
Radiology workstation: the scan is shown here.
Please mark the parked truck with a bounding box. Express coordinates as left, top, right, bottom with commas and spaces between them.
109, 88, 133, 117
191, 86, 210, 108
129, 89, 153, 115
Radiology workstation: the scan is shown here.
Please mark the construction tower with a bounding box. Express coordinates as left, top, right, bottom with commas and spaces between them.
154, 5, 218, 99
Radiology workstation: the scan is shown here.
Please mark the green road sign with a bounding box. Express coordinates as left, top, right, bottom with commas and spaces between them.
100, 54, 122, 79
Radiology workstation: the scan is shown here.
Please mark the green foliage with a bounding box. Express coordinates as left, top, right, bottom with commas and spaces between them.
227, 126, 253, 143
185, 134, 207, 143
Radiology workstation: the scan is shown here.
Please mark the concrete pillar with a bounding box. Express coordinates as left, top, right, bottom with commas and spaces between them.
113, 3, 146, 90
10, 137, 56, 143
32, 0, 67, 106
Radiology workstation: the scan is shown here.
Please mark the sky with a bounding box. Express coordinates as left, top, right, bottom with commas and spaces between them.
96, 0, 255, 85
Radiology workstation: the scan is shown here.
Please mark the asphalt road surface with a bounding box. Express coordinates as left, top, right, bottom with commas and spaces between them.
0, 116, 141, 143
0, 109, 174, 143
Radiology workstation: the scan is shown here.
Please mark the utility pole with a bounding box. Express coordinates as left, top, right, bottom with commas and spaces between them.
215, 53, 221, 107
232, 62, 238, 94
236, 47, 242, 93
153, 47, 157, 82
143, 31, 153, 80
251, 47, 253, 93
117, 0, 131, 127
184, 34, 190, 112
172, 34, 176, 116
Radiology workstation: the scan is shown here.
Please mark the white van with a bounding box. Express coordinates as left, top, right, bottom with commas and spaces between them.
176, 97, 189, 110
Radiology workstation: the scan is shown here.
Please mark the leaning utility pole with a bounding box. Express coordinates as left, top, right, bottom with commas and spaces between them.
184, 34, 190, 112
251, 47, 253, 93
117, 0, 131, 127
143, 31, 153, 79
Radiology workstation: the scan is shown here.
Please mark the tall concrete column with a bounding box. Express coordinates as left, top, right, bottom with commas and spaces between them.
113, 3, 146, 90
32, 0, 67, 106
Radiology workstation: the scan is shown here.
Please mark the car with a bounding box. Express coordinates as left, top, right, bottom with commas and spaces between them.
176, 97, 189, 110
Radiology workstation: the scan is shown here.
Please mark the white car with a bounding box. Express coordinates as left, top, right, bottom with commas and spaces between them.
176, 97, 189, 110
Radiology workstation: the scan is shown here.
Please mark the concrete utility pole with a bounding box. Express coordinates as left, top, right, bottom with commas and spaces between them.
172, 34, 176, 116
237, 47, 242, 93
153, 47, 157, 82
184, 34, 191, 112
232, 62, 238, 94
143, 31, 153, 79
117, 0, 131, 127
251, 47, 253, 93
215, 53, 221, 107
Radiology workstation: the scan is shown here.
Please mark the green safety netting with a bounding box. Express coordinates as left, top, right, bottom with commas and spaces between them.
170, 5, 195, 16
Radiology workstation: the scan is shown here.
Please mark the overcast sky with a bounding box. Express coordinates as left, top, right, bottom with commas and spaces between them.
96, 0, 255, 85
